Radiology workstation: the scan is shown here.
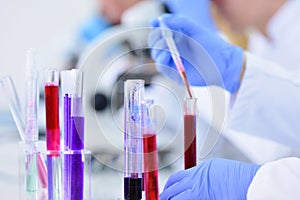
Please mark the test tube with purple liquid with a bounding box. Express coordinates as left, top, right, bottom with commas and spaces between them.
70, 70, 85, 200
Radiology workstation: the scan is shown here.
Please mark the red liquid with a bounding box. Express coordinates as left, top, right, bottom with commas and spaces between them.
45, 83, 60, 154
184, 114, 196, 169
143, 134, 159, 200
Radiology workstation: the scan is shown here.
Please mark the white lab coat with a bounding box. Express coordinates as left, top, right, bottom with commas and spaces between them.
223, 0, 300, 164
227, 54, 300, 197
247, 157, 300, 199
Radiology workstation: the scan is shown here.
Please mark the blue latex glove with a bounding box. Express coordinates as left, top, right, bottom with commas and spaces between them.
160, 158, 261, 200
79, 15, 111, 43
148, 14, 244, 94
161, 0, 217, 31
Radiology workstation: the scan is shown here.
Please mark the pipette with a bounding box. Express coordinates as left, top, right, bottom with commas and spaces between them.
25, 49, 39, 142
0, 76, 25, 139
159, 17, 193, 98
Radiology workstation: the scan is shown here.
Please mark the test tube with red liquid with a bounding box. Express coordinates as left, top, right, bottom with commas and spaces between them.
142, 99, 159, 200
124, 80, 144, 200
44, 69, 61, 200
184, 97, 197, 169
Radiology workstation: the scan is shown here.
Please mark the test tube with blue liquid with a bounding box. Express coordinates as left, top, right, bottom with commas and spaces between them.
124, 79, 144, 200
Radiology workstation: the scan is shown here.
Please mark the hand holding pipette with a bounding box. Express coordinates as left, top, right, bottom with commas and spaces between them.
158, 17, 193, 98
149, 14, 244, 94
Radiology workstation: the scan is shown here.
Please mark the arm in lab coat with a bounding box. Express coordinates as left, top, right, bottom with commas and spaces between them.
247, 157, 300, 199
226, 52, 300, 150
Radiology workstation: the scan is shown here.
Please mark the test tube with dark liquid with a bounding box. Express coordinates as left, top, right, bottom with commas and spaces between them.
44, 69, 61, 200
142, 100, 159, 200
184, 97, 197, 169
124, 80, 144, 200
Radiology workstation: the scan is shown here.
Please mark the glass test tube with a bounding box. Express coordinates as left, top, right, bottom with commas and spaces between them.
1, 76, 48, 194
124, 80, 144, 200
184, 97, 197, 169
0, 76, 25, 139
142, 100, 159, 200
44, 69, 61, 200
70, 69, 85, 200
60, 70, 72, 200
24, 49, 39, 194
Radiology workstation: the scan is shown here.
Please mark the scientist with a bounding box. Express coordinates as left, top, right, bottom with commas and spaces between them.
148, 13, 300, 199
160, 0, 300, 163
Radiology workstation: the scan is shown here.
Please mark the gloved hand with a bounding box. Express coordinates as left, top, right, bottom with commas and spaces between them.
79, 14, 111, 43
148, 14, 244, 94
161, 0, 217, 31
160, 158, 260, 200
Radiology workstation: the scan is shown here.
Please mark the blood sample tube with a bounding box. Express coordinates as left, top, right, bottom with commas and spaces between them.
184, 97, 197, 169
142, 99, 159, 200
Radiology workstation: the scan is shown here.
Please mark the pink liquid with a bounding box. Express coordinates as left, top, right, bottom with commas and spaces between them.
143, 134, 159, 200
45, 83, 60, 154
184, 114, 196, 169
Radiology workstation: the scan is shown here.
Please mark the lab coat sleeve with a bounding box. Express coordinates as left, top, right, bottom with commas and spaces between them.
226, 52, 300, 150
247, 157, 300, 199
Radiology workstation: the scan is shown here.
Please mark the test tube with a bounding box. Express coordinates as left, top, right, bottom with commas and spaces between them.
0, 76, 48, 192
44, 69, 61, 200
70, 69, 85, 200
124, 80, 144, 200
60, 70, 72, 200
184, 97, 197, 169
142, 100, 159, 200
24, 49, 39, 194
0, 76, 25, 139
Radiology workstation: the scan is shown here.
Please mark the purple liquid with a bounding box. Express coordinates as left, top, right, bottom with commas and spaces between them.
47, 156, 53, 200
64, 95, 71, 199
64, 94, 71, 150
124, 177, 142, 200
70, 116, 84, 200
